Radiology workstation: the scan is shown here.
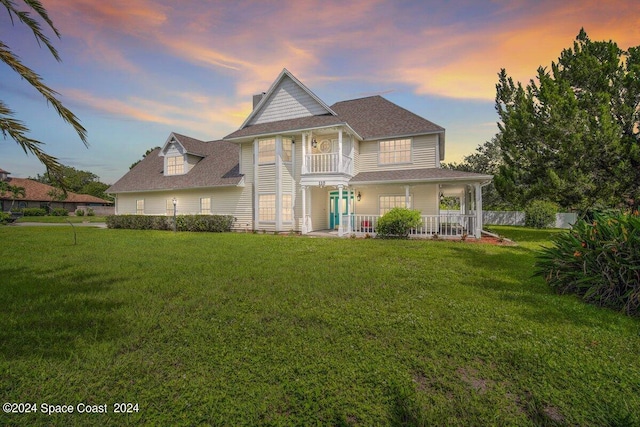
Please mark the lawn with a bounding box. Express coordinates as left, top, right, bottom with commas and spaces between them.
0, 226, 638, 426
16, 215, 107, 223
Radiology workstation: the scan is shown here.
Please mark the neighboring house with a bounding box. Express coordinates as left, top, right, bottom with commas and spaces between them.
0, 168, 113, 213
108, 69, 492, 237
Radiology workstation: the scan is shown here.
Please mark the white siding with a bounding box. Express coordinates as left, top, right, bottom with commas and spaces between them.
258, 164, 276, 193
114, 187, 250, 230
353, 184, 438, 216
357, 134, 438, 172
249, 76, 327, 125
309, 187, 328, 231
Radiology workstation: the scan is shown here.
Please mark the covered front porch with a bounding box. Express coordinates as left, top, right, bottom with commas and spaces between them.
300, 175, 491, 238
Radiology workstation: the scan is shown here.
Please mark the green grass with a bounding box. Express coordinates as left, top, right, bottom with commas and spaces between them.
16, 215, 107, 223
0, 227, 638, 426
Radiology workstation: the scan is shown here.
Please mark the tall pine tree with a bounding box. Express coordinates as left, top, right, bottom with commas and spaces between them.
494, 29, 640, 212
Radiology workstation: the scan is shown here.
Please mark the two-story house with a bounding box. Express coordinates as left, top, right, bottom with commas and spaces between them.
108, 69, 492, 237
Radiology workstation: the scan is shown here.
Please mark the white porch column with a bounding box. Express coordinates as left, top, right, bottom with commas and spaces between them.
301, 185, 307, 234
338, 184, 344, 236
474, 182, 482, 238
253, 139, 259, 229
405, 185, 410, 208
301, 133, 307, 174
275, 135, 282, 232
346, 187, 351, 234
338, 128, 343, 173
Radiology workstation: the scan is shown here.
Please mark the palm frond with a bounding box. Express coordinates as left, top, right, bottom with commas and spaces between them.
0, 100, 63, 177
1, 0, 61, 61
0, 41, 87, 145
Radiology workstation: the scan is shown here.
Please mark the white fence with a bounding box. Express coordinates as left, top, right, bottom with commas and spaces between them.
483, 210, 577, 229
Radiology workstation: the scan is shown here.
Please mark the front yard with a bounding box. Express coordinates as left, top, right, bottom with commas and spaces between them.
0, 226, 638, 426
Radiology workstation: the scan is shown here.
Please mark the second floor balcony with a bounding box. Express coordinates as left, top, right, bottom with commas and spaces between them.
302, 152, 353, 175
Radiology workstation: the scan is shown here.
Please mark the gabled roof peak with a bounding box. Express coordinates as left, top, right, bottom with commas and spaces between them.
239, 68, 336, 129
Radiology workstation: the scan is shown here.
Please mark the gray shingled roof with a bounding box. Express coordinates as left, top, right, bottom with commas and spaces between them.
224, 115, 344, 140
107, 136, 242, 193
350, 168, 492, 184
331, 96, 444, 140
224, 95, 444, 142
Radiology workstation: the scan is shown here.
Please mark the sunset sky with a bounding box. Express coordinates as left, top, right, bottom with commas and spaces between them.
1, 0, 639, 183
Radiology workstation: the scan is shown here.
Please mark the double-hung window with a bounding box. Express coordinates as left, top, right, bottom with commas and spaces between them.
167, 156, 184, 175
200, 197, 211, 215
258, 139, 276, 164
136, 199, 145, 215
379, 139, 411, 165
282, 194, 292, 222
379, 195, 412, 215
259, 194, 276, 222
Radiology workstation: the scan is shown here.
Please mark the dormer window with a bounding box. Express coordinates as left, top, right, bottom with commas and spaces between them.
167, 156, 184, 175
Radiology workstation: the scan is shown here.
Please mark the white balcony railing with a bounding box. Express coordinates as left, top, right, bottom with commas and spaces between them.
339, 214, 477, 238
303, 153, 353, 175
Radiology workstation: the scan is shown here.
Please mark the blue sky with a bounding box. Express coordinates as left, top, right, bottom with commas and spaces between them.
1, 0, 639, 183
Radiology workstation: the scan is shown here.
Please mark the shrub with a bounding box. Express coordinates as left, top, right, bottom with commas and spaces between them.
0, 212, 10, 224
75, 209, 85, 216
376, 207, 422, 239
86, 208, 95, 216
106, 215, 234, 232
50, 208, 69, 216
525, 200, 558, 228
21, 207, 47, 216
536, 212, 640, 316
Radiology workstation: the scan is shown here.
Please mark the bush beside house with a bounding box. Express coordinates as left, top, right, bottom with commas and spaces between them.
106, 215, 235, 232
376, 208, 422, 238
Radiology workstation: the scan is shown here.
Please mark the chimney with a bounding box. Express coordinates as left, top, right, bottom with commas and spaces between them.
253, 92, 266, 109
0, 168, 9, 182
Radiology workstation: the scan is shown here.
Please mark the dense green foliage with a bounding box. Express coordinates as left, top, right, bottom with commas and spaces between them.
376, 207, 422, 238
524, 200, 558, 228
106, 214, 234, 232
494, 29, 640, 211
32, 165, 112, 200
75, 209, 85, 216
443, 137, 512, 210
49, 207, 68, 216
20, 207, 47, 216
0, 227, 638, 425
536, 212, 640, 315
0, 212, 10, 224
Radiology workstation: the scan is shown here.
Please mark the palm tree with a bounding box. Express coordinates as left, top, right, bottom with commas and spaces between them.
8, 184, 26, 211
0, 0, 87, 181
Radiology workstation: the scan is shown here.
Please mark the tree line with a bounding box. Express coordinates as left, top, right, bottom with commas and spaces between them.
447, 29, 639, 213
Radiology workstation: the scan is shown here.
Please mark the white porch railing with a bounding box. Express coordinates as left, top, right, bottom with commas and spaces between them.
339, 214, 477, 238
303, 153, 353, 175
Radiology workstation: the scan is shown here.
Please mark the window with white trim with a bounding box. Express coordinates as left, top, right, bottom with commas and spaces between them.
282, 194, 292, 222
200, 197, 211, 214
166, 155, 184, 175
379, 195, 412, 215
379, 139, 411, 164
166, 199, 174, 216
136, 199, 144, 215
259, 194, 276, 222
258, 139, 276, 164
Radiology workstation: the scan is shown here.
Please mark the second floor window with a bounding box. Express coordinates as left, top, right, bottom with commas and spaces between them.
258, 139, 276, 164
282, 138, 293, 163
167, 156, 184, 175
379, 139, 411, 164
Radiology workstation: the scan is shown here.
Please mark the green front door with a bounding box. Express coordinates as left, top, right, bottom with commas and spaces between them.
329, 191, 354, 229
